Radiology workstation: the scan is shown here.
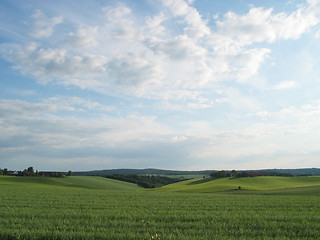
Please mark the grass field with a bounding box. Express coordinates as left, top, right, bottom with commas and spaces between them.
153, 176, 320, 194
0, 175, 141, 190
1, 176, 320, 239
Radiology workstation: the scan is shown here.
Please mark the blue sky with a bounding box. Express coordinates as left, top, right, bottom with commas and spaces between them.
1, 0, 320, 171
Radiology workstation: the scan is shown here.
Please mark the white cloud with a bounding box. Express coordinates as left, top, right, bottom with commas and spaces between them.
107, 54, 165, 90
273, 81, 297, 89
0, 99, 73, 117
148, 35, 207, 60
66, 27, 98, 48
0, 97, 114, 119
183, 100, 320, 166
144, 13, 167, 37
0, 98, 187, 170
210, 4, 319, 52
29, 9, 63, 39
3, 42, 107, 84
103, 5, 143, 42
220, 47, 271, 82
162, 0, 210, 38
0, 98, 167, 146
1, 0, 320, 111
254, 111, 272, 118
171, 135, 188, 142
212, 8, 276, 48
2, 97, 320, 170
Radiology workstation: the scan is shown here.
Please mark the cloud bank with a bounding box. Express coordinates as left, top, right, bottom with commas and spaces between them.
1, 0, 320, 170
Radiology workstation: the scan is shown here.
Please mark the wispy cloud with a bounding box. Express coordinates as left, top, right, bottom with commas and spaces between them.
29, 9, 63, 39
1, 42, 107, 85
65, 27, 98, 48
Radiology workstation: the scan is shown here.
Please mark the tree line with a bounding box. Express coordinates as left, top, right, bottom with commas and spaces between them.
210, 170, 293, 179
103, 174, 184, 188
0, 167, 72, 177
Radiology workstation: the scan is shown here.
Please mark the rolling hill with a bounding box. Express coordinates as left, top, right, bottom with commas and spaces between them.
0, 175, 141, 191
153, 176, 320, 194
2, 175, 320, 195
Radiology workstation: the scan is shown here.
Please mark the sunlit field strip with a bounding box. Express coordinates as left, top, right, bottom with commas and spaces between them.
154, 176, 320, 193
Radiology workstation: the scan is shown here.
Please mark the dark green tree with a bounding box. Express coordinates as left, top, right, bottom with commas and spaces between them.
210, 170, 227, 178
56, 172, 65, 177
231, 170, 239, 178
27, 166, 34, 175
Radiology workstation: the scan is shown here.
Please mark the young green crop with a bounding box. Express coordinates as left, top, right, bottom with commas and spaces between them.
155, 176, 320, 193
0, 175, 141, 190
1, 182, 320, 239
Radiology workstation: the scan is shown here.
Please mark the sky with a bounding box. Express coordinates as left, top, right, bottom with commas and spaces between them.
1, 0, 320, 171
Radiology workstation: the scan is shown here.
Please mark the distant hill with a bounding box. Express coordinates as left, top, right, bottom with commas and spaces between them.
261, 168, 320, 176
153, 176, 320, 194
74, 168, 212, 176
74, 168, 320, 177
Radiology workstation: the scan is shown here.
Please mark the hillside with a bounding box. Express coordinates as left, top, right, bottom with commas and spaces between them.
0, 175, 141, 191
153, 176, 320, 194
3, 175, 320, 195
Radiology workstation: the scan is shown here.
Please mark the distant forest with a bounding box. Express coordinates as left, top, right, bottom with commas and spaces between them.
74, 168, 212, 176
0, 167, 72, 177
74, 168, 320, 177
103, 174, 183, 188
2, 167, 319, 178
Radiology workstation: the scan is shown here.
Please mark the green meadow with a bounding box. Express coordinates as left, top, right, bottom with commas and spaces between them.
1, 175, 320, 239
0, 175, 140, 190
153, 176, 320, 194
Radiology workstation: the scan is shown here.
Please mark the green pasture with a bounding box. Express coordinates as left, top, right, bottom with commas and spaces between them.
225, 185, 320, 196
0, 175, 141, 190
1, 183, 320, 239
1, 175, 320, 239
154, 176, 320, 193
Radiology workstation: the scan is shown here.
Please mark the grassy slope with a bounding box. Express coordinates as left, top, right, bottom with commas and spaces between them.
154, 176, 320, 194
2, 175, 320, 195
224, 185, 320, 196
0, 175, 141, 191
